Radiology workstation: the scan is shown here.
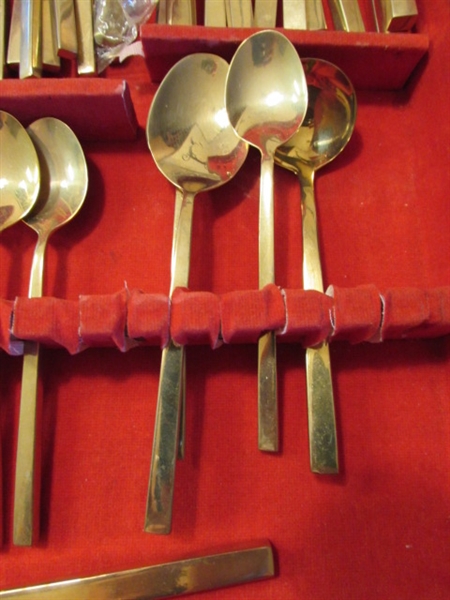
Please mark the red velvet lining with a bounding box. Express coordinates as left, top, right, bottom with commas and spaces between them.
4, 285, 450, 355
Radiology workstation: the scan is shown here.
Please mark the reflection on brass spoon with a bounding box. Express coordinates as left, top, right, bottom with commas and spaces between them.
146, 53, 248, 534
0, 111, 40, 231
13, 117, 88, 546
275, 58, 357, 473
225, 30, 308, 452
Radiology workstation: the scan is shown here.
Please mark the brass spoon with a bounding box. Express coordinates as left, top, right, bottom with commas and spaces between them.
0, 111, 40, 232
146, 53, 248, 534
225, 30, 308, 452
13, 117, 88, 546
275, 58, 357, 473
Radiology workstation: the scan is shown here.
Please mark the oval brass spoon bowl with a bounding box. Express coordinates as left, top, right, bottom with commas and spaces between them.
0, 111, 40, 232
275, 57, 357, 474
225, 30, 308, 453
13, 117, 88, 546
146, 53, 248, 534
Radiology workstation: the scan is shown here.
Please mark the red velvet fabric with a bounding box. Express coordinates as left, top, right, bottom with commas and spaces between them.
0, 2, 449, 599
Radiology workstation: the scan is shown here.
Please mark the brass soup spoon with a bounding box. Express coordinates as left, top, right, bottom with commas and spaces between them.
146, 53, 248, 534
275, 58, 357, 473
13, 117, 88, 546
0, 111, 40, 232
225, 30, 308, 452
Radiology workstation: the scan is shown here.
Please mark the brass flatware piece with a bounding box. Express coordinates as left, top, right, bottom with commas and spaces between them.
226, 0, 253, 27
0, 0, 6, 78
0, 541, 275, 599
283, 0, 307, 29
0, 111, 40, 232
306, 0, 327, 30
204, 0, 227, 27
253, 0, 277, 27
275, 58, 357, 473
379, 0, 418, 32
19, 0, 42, 78
42, 0, 61, 71
74, 0, 96, 74
146, 53, 248, 534
225, 30, 308, 453
329, 0, 365, 31
53, 0, 78, 58
13, 118, 88, 546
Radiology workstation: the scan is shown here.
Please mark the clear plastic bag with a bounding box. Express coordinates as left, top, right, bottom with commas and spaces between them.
94, 0, 157, 72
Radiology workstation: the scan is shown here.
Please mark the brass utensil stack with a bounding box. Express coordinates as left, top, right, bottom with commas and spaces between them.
5, 0, 96, 78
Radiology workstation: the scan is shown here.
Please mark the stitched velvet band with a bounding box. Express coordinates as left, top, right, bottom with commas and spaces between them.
3, 285, 450, 355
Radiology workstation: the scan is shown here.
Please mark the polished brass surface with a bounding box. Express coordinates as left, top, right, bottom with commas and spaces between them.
0, 541, 274, 599
226, 0, 253, 27
0, 0, 6, 78
0, 111, 40, 232
6, 0, 20, 68
19, 0, 42, 79
225, 30, 307, 452
253, 0, 277, 27
329, 0, 365, 31
13, 118, 88, 546
306, 0, 327, 30
275, 58, 357, 473
380, 0, 418, 32
283, 0, 307, 29
42, 0, 61, 71
53, 0, 78, 58
74, 0, 96, 74
164, 0, 196, 25
146, 53, 248, 534
204, 0, 227, 27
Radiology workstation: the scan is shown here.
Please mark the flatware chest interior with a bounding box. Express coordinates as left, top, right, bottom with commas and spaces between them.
0, 1, 448, 599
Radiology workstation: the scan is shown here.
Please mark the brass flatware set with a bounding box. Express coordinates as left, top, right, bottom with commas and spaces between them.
0, 0, 423, 597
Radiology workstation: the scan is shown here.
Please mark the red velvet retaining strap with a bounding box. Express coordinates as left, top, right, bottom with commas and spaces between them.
3, 285, 450, 355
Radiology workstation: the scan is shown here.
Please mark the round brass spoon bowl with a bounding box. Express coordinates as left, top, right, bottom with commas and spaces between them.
0, 111, 40, 232
14, 117, 88, 546
145, 52, 248, 535
225, 30, 308, 453
275, 58, 357, 474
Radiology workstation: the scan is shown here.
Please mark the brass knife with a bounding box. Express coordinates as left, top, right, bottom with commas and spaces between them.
0, 541, 275, 599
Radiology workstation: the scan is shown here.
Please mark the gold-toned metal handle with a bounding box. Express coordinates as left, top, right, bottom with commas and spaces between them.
74, 0, 96, 75
145, 191, 194, 533
306, 0, 327, 30
329, 0, 365, 32
53, 0, 78, 58
204, 0, 227, 27
282, 0, 307, 29
20, 0, 42, 79
145, 341, 184, 534
6, 0, 21, 69
42, 0, 61, 71
253, 0, 277, 27
13, 234, 48, 545
380, 0, 418, 32
299, 165, 338, 474
226, 0, 253, 27
258, 156, 278, 452
0, 541, 275, 599
0, 0, 6, 78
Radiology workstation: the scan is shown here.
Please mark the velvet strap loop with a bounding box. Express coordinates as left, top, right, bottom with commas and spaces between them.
2, 285, 449, 355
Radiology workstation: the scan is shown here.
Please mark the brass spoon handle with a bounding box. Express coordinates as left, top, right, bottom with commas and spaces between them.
13, 234, 48, 546
258, 156, 278, 452
145, 191, 194, 534
299, 165, 338, 474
